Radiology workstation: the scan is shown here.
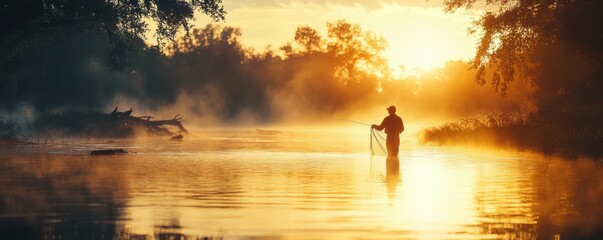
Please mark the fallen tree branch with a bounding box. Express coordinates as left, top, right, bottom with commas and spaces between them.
32, 108, 189, 138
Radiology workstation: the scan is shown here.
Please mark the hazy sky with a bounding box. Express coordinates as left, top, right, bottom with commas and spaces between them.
193, 0, 483, 73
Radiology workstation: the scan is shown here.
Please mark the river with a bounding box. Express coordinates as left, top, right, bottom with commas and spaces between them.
1, 129, 602, 239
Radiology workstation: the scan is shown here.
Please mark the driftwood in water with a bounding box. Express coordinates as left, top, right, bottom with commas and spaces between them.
91, 148, 128, 155
110, 108, 189, 136
33, 108, 188, 138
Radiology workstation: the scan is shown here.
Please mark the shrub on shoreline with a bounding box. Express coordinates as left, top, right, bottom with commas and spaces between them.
0, 116, 19, 140
422, 113, 602, 159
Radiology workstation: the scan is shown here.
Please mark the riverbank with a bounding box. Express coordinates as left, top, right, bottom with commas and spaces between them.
421, 113, 602, 160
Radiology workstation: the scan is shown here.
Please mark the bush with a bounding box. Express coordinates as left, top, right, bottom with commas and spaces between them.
422, 112, 602, 159
0, 116, 19, 140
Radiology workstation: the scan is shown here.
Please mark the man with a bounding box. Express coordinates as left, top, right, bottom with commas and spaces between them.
372, 105, 404, 157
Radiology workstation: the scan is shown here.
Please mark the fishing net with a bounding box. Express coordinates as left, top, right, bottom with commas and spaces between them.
370, 127, 387, 155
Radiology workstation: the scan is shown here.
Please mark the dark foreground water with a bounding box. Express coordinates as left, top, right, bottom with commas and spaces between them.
1, 129, 602, 239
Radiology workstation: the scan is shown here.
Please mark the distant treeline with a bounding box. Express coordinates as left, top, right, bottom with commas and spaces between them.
0, 21, 387, 122
0, 19, 527, 125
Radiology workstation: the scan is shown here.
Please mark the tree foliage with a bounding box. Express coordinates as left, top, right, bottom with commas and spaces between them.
284, 20, 389, 85
0, 0, 225, 66
444, 0, 603, 157
0, 0, 226, 104
294, 26, 322, 53
163, 21, 391, 119
444, 0, 603, 95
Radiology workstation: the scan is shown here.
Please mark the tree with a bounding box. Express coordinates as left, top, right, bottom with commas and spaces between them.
0, 0, 226, 103
294, 26, 323, 53
166, 23, 242, 54
444, 0, 603, 95
326, 20, 388, 85
0, 0, 225, 65
445, 0, 603, 157
284, 20, 389, 86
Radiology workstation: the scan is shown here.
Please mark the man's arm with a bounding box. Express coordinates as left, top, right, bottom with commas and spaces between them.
372, 117, 387, 131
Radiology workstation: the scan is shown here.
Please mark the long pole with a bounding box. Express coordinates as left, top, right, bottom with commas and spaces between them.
345, 119, 371, 126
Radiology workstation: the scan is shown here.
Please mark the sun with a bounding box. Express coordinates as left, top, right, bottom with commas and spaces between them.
371, 7, 479, 76
385, 23, 467, 74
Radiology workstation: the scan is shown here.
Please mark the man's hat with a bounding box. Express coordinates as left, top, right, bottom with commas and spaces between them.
387, 105, 396, 111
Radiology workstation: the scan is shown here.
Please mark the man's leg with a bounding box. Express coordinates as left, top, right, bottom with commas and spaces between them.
392, 134, 400, 156
386, 134, 395, 157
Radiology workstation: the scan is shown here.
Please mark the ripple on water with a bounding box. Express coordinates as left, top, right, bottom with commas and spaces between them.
1, 132, 603, 239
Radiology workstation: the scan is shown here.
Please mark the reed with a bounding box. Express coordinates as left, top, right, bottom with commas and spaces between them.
422, 113, 602, 159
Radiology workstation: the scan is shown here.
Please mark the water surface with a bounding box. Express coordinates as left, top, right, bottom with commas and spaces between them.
1, 129, 602, 239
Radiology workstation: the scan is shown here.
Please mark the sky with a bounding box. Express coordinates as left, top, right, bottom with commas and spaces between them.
193, 0, 484, 74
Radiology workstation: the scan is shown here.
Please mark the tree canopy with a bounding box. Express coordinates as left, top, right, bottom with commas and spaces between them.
284, 20, 389, 86
0, 0, 225, 66
444, 0, 603, 157
0, 0, 226, 104
444, 0, 603, 95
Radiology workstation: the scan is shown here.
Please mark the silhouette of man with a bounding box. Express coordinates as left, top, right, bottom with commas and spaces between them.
372, 105, 404, 157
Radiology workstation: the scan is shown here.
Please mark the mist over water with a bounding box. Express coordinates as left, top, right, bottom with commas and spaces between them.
1, 22, 530, 131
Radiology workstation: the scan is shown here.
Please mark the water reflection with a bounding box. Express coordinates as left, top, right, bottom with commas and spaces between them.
533, 159, 603, 239
0, 153, 129, 239
1, 131, 603, 239
385, 157, 401, 199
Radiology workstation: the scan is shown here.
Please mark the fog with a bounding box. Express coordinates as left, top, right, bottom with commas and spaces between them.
0, 22, 533, 140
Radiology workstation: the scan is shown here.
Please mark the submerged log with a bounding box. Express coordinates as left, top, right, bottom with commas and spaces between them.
91, 148, 128, 155
171, 134, 184, 140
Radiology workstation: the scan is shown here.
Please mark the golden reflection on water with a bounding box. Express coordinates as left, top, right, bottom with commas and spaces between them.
369, 149, 480, 239
1, 129, 603, 239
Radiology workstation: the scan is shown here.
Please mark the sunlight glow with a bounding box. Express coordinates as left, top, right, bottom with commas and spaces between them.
379, 5, 480, 72
366, 148, 482, 238
191, 2, 481, 73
